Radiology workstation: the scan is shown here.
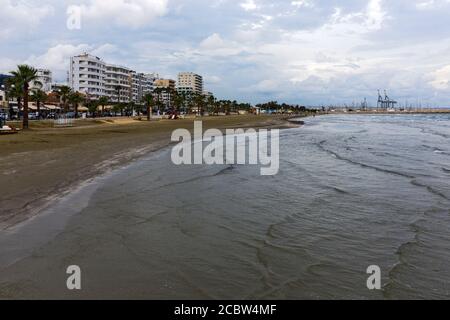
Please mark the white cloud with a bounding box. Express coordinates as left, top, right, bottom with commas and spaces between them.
328, 0, 387, 34
291, 0, 314, 9
240, 0, 259, 11
204, 75, 222, 84
25, 44, 93, 80
73, 0, 169, 28
430, 65, 450, 90
199, 33, 245, 56
416, 0, 450, 10
0, 0, 54, 39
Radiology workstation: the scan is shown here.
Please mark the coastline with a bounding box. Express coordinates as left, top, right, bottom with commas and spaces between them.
0, 115, 299, 230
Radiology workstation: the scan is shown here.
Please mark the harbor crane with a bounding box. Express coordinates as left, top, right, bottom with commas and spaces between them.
377, 90, 397, 110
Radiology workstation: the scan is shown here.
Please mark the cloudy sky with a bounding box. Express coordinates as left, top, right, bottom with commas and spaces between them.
1, 0, 450, 106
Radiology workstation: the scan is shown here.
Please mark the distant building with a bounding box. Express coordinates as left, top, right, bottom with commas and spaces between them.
50, 83, 68, 92
177, 72, 203, 95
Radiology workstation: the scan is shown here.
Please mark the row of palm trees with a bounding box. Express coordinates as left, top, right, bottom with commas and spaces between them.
4, 67, 90, 124
144, 88, 254, 116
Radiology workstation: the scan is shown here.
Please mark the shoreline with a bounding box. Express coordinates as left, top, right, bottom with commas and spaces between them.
0, 115, 300, 230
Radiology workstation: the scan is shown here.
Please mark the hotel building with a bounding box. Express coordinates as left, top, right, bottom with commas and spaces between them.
177, 72, 203, 95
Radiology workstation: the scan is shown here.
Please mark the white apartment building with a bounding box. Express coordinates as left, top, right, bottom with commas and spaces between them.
131, 72, 154, 103
104, 63, 132, 103
30, 69, 53, 92
177, 72, 203, 95
69, 54, 106, 100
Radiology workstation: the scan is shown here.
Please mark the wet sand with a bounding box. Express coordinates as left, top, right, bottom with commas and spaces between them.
0, 115, 296, 229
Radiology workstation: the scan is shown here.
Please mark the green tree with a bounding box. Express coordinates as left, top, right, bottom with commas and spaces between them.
207, 95, 216, 115
57, 85, 72, 113
5, 77, 23, 117
68, 92, 84, 118
193, 93, 206, 116
10, 65, 39, 129
30, 89, 47, 119
98, 96, 109, 117
173, 91, 185, 114
142, 93, 154, 121
86, 100, 98, 117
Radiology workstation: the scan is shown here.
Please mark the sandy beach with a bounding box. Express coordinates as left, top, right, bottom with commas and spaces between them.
0, 115, 297, 229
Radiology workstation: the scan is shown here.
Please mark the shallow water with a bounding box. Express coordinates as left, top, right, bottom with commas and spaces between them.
1, 114, 450, 299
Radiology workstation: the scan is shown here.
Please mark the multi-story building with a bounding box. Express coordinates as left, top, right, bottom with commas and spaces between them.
104, 63, 133, 103
131, 72, 154, 103
50, 83, 68, 92
31, 69, 53, 92
154, 79, 176, 90
177, 72, 203, 95
69, 54, 106, 100
154, 79, 176, 108
145, 73, 159, 92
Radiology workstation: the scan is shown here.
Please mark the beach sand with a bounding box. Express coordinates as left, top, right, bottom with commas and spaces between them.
0, 115, 297, 229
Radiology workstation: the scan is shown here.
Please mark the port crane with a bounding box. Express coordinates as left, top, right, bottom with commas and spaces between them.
377, 90, 397, 110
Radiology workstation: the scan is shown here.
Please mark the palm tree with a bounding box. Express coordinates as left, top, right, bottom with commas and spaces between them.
86, 100, 98, 118
173, 91, 185, 115
142, 93, 154, 121
193, 93, 206, 116
97, 96, 109, 117
57, 85, 72, 113
207, 95, 216, 115
30, 89, 47, 119
68, 92, 84, 118
10, 65, 39, 129
5, 77, 22, 118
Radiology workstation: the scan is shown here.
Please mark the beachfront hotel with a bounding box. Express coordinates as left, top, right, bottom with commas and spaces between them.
177, 72, 204, 95
69, 53, 155, 103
